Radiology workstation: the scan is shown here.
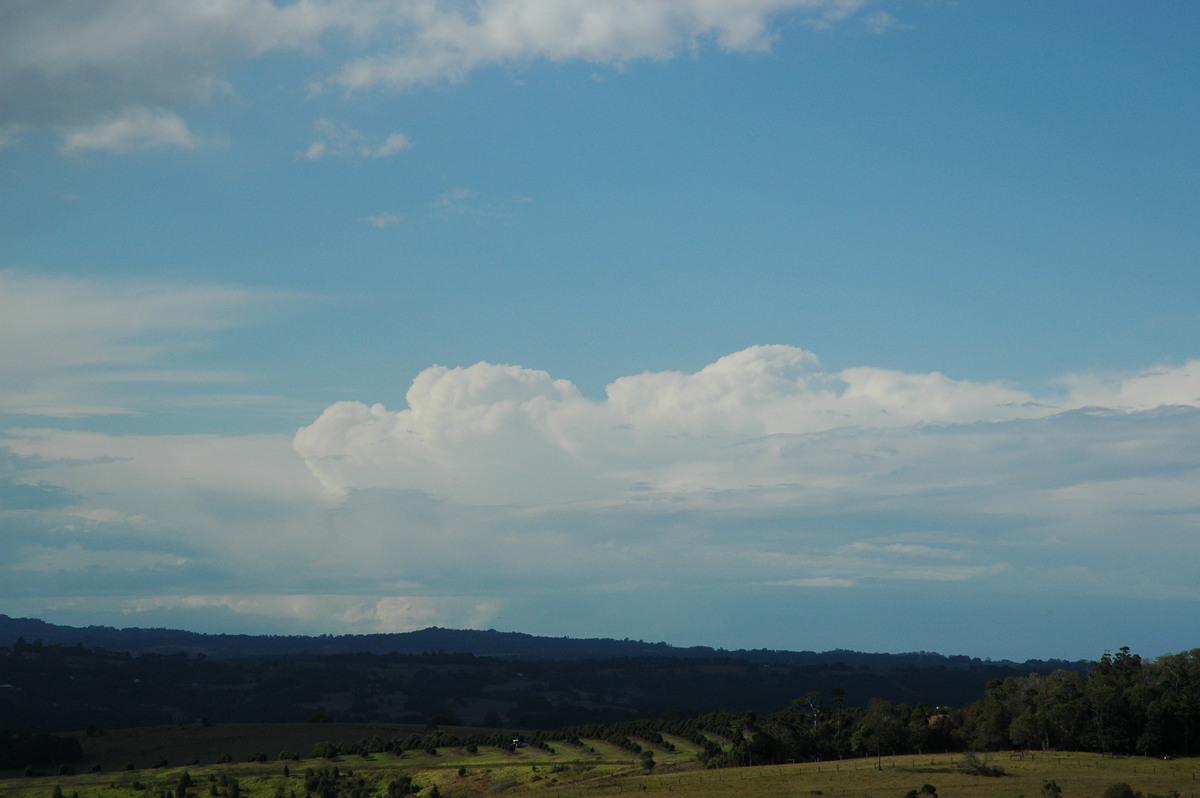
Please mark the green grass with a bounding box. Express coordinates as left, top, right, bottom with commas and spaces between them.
6, 739, 1200, 798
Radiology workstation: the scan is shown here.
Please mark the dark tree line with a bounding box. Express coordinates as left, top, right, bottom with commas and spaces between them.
960, 647, 1200, 756
0, 638, 1071, 734
6, 643, 1198, 776
0, 729, 82, 769
680, 647, 1200, 766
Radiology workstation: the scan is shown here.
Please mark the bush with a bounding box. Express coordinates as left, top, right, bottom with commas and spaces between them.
960, 752, 1005, 777
1102, 783, 1139, 798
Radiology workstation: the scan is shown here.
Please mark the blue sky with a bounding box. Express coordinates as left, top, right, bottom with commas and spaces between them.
1, 0, 1199, 661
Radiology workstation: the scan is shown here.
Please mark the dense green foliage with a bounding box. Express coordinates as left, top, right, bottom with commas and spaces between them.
960, 647, 1200, 756
666, 647, 1200, 765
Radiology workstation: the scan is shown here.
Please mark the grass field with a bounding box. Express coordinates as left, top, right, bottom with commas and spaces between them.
4, 725, 1199, 798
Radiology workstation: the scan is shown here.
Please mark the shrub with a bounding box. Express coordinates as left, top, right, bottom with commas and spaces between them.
960, 752, 1005, 777
1102, 783, 1139, 798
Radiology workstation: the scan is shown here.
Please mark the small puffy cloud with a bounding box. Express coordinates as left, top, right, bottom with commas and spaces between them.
367, 212, 402, 227
375, 132, 414, 157
301, 119, 413, 160
864, 10, 906, 34
432, 187, 476, 210
429, 187, 528, 219
303, 140, 328, 161
59, 107, 198, 153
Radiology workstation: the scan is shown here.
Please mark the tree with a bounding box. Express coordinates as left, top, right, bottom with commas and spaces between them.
386, 776, 413, 797
853, 700, 906, 770
1101, 782, 1138, 798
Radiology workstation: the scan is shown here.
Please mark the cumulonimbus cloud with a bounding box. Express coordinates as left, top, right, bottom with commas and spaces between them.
293, 345, 1200, 505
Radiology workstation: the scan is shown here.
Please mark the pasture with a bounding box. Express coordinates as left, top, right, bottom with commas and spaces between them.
3, 724, 1198, 798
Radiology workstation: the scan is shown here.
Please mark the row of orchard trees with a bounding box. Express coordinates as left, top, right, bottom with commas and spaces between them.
694, 648, 1200, 766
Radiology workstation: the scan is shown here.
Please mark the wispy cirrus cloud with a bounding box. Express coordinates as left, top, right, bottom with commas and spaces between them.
0, 270, 284, 417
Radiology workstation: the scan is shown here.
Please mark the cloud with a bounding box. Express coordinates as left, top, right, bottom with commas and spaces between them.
863, 10, 906, 34
284, 347, 1200, 629
0, 270, 283, 417
432, 187, 476, 210
367, 212, 402, 227
301, 119, 413, 160
327, 0, 868, 93
375, 132, 415, 157
1, 1, 876, 152
59, 107, 198, 153
0, 0, 358, 149
429, 187, 530, 218
5, 346, 1200, 655
293, 345, 1061, 504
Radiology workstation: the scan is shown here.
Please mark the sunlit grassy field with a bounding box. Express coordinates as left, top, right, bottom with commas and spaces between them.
4, 726, 1198, 798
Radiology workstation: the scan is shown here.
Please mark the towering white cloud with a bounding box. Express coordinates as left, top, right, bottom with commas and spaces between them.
5, 344, 1198, 652
294, 345, 1200, 506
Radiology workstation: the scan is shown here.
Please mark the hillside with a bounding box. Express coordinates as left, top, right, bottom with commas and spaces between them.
0, 616, 1088, 735
0, 614, 1077, 668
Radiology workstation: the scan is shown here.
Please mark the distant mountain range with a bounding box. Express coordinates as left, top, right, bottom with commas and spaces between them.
0, 613, 1080, 669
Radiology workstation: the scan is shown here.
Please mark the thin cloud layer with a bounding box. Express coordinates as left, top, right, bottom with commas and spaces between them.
0, 270, 281, 416
1, 0, 881, 152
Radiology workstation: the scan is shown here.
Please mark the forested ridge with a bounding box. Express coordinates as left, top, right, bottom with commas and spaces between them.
0, 637, 1054, 734
0, 614, 1074, 667
3, 634, 1199, 772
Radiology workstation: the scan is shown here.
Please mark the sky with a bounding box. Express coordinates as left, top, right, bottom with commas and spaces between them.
1, 0, 1199, 663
